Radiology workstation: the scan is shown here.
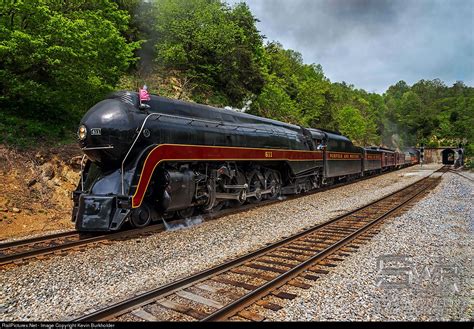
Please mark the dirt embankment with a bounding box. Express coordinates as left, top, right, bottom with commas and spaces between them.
0, 144, 82, 240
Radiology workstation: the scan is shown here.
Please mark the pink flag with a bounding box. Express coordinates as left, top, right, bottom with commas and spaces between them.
139, 87, 150, 102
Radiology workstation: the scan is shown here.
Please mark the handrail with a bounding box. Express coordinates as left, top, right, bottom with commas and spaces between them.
81, 145, 114, 151
80, 154, 86, 191
121, 113, 160, 195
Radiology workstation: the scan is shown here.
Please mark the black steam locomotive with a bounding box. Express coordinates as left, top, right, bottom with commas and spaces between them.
72, 91, 419, 231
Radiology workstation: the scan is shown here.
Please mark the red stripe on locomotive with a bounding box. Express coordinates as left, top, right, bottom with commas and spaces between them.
132, 144, 323, 208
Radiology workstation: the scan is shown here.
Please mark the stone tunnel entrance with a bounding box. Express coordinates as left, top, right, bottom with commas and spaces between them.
441, 148, 455, 165
424, 147, 464, 166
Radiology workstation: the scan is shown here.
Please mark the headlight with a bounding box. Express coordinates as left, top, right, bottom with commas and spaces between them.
77, 125, 87, 140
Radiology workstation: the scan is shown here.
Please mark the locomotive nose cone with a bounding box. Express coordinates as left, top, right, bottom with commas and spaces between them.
79, 99, 137, 167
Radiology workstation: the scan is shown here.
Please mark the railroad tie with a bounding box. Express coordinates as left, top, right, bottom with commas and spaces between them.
335, 251, 351, 257
211, 276, 259, 291
238, 310, 265, 322
195, 283, 219, 293
301, 273, 319, 281
283, 244, 320, 253
196, 282, 242, 300
257, 258, 294, 269
175, 290, 224, 309
272, 291, 297, 300
255, 300, 283, 311
345, 244, 360, 249
157, 299, 208, 320
326, 256, 345, 262
131, 309, 159, 321
318, 260, 338, 267
308, 266, 330, 275
287, 279, 311, 289
230, 267, 276, 281
340, 247, 357, 253
350, 240, 367, 246
246, 263, 287, 274
293, 241, 328, 249
279, 247, 313, 256
265, 252, 307, 262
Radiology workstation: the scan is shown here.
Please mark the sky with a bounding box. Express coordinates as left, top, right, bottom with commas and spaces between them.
227, 0, 474, 93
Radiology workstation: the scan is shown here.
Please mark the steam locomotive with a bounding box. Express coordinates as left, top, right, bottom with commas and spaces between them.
72, 91, 419, 232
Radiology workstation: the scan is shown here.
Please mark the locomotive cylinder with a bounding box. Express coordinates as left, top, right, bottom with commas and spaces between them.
157, 169, 196, 212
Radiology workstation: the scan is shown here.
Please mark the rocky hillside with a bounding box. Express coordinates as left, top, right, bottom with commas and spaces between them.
0, 144, 82, 240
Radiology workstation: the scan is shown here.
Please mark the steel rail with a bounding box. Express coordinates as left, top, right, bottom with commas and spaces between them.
0, 230, 80, 250
202, 176, 441, 321
74, 167, 444, 322
0, 223, 170, 266
448, 169, 474, 183
0, 234, 113, 266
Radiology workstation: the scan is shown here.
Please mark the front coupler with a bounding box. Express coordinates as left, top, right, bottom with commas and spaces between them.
73, 193, 131, 231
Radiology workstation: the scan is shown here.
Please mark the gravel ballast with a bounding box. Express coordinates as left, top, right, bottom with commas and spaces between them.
0, 164, 451, 321
268, 170, 473, 321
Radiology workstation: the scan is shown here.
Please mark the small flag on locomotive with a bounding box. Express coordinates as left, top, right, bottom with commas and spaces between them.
139, 84, 151, 109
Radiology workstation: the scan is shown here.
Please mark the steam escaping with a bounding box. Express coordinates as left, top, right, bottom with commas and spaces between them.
132, 0, 157, 83
390, 133, 401, 152
380, 119, 415, 150
162, 215, 204, 231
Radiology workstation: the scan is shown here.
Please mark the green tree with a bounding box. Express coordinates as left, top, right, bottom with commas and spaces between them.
251, 79, 299, 124
334, 106, 367, 144
151, 0, 264, 107
251, 41, 332, 129
296, 79, 328, 126
0, 0, 138, 144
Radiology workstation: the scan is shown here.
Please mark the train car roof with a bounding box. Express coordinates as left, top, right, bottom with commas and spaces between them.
306, 128, 325, 140
366, 146, 396, 152
324, 131, 352, 143
363, 147, 383, 153
111, 91, 303, 134
317, 128, 342, 135
110, 91, 364, 147
306, 128, 352, 143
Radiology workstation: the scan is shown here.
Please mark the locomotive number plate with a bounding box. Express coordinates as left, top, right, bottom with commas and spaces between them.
265, 151, 273, 158
91, 128, 102, 136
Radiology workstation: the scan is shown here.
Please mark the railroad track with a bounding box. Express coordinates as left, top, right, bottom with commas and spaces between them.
448, 169, 474, 182
74, 167, 445, 322
0, 225, 167, 267
0, 164, 423, 268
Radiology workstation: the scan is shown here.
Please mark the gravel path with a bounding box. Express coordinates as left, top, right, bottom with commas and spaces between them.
0, 164, 443, 321
268, 171, 473, 321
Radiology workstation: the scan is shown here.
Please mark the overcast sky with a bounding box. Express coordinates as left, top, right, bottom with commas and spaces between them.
227, 0, 473, 93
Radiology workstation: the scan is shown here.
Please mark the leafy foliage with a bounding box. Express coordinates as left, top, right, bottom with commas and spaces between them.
384, 79, 474, 151
0, 0, 139, 145
335, 106, 367, 143
149, 0, 265, 107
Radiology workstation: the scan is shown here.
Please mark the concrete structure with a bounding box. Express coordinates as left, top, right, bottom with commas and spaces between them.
423, 147, 464, 165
